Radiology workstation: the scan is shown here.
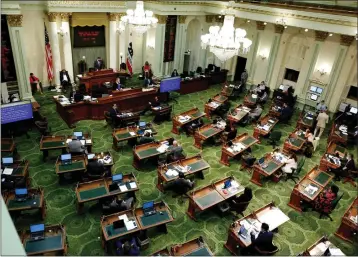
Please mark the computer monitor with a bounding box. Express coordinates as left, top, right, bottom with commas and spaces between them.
112, 174, 123, 183
2, 157, 13, 165
73, 131, 83, 139
61, 154, 71, 162
143, 201, 154, 210
139, 121, 146, 128
87, 154, 95, 160
279, 84, 284, 90
258, 157, 265, 165
350, 107, 358, 114
15, 188, 28, 198
316, 87, 323, 94
30, 224, 45, 240
310, 86, 317, 92
113, 219, 125, 230
310, 94, 318, 101
224, 180, 232, 189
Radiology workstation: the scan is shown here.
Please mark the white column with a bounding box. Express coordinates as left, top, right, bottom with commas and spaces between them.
60, 13, 74, 79
177, 23, 187, 73
108, 13, 118, 69
268, 25, 286, 90
7, 15, 31, 100
48, 13, 61, 85
265, 33, 282, 88
153, 15, 167, 76
247, 22, 266, 84
118, 13, 128, 67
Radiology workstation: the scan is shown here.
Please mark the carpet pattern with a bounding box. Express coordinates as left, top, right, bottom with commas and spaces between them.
9, 83, 358, 256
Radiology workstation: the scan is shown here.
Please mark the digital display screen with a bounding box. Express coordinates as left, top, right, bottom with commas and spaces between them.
310, 86, 317, 92
310, 94, 318, 101
1, 102, 33, 124
160, 76, 181, 93
350, 107, 357, 114
316, 87, 323, 94
73, 26, 105, 48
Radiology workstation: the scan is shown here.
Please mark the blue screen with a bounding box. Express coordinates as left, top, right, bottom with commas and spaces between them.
61, 154, 71, 161
160, 76, 181, 93
15, 188, 28, 196
112, 174, 123, 182
1, 102, 33, 124
2, 157, 13, 164
224, 180, 231, 188
139, 121, 146, 127
30, 224, 45, 233
143, 201, 154, 209
74, 132, 83, 137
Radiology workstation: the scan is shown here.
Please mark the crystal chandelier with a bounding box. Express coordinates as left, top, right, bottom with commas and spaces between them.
121, 1, 158, 35
201, 1, 252, 62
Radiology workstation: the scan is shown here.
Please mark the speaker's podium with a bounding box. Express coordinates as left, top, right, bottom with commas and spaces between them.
78, 69, 129, 91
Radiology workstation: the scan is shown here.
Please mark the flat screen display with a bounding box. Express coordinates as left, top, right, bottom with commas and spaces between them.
310, 94, 318, 101
160, 76, 181, 93
316, 87, 323, 94
350, 107, 357, 114
1, 102, 33, 124
73, 26, 105, 48
310, 86, 317, 92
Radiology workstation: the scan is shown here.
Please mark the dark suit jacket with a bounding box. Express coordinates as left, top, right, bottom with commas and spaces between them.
112, 82, 121, 91
109, 108, 119, 119
251, 231, 274, 251
59, 71, 71, 84
343, 159, 355, 171
281, 106, 293, 120
228, 130, 237, 141
87, 161, 105, 176
151, 99, 160, 107
139, 136, 155, 145
94, 60, 104, 70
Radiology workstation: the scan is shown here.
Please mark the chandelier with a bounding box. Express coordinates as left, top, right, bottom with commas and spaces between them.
121, 1, 158, 34
201, 1, 252, 62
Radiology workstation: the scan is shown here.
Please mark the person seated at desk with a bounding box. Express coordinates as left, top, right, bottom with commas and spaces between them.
309, 185, 339, 213
257, 90, 268, 104
167, 140, 184, 162
109, 104, 121, 127
252, 81, 266, 94
227, 126, 237, 141
74, 91, 84, 103
94, 56, 105, 71
329, 153, 355, 181
302, 129, 315, 157
86, 157, 107, 178
171, 69, 179, 77
246, 104, 263, 123
138, 132, 155, 145
281, 154, 298, 174
316, 100, 328, 113
144, 74, 154, 87
229, 187, 252, 206
141, 96, 161, 115
164, 171, 194, 195
112, 77, 122, 91
116, 237, 140, 256
279, 103, 293, 123
68, 136, 87, 155
105, 196, 134, 213
242, 223, 275, 255
184, 118, 204, 135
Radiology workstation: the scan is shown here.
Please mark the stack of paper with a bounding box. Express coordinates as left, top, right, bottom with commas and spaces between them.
329, 247, 345, 256
66, 139, 72, 144
85, 139, 92, 144
80, 140, 86, 145
305, 184, 318, 195
166, 169, 179, 177
125, 220, 137, 231
350, 215, 358, 224
2, 168, 14, 175
144, 129, 152, 134
119, 185, 128, 192
262, 125, 271, 131
157, 144, 169, 153
129, 182, 137, 189
129, 132, 136, 136
209, 102, 220, 108
251, 94, 257, 99
233, 142, 245, 152
309, 242, 329, 256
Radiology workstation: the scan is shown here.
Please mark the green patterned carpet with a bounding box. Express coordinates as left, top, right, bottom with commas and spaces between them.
9, 83, 358, 256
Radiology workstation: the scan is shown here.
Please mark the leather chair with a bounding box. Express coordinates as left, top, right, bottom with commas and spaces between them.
104, 111, 113, 128
230, 200, 251, 219
136, 231, 150, 250
268, 131, 282, 148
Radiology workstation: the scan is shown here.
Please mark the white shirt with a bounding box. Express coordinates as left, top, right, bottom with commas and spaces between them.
62, 74, 68, 82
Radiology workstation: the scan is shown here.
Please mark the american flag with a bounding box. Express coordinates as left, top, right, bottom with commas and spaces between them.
44, 23, 54, 81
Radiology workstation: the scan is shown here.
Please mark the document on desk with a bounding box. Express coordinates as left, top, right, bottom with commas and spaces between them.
329, 246, 345, 256
2, 168, 14, 175
166, 169, 179, 177
309, 242, 330, 256
262, 125, 271, 131
85, 139, 92, 144
118, 214, 129, 222
66, 139, 72, 144
256, 207, 290, 231
305, 184, 319, 195
125, 220, 137, 231
129, 131, 136, 136
80, 140, 86, 145
119, 185, 128, 192
129, 182, 137, 189
156, 144, 169, 153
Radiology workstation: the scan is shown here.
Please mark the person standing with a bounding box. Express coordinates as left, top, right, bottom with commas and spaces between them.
94, 57, 105, 71
314, 110, 329, 138
316, 100, 328, 113
59, 69, 71, 93
241, 69, 248, 88
29, 73, 43, 94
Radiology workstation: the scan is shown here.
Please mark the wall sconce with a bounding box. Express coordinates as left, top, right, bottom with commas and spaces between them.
57, 27, 68, 37
117, 22, 125, 34
259, 50, 269, 60
317, 65, 330, 76
120, 53, 123, 63
147, 43, 155, 49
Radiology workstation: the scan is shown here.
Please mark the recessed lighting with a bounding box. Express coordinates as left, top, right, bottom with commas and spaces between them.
247, 20, 250, 23
284, 25, 288, 28
264, 22, 267, 25
304, 28, 308, 32
329, 33, 333, 36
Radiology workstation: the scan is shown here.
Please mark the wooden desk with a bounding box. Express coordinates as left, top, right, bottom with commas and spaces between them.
335, 197, 358, 243
151, 105, 172, 123
208, 69, 228, 85
288, 166, 333, 212
319, 142, 347, 171
5, 188, 46, 220
227, 105, 251, 127
244, 93, 258, 108
40, 136, 67, 160
88, 151, 114, 169
225, 202, 289, 255
221, 84, 234, 97
250, 150, 290, 187
1, 138, 16, 157
268, 102, 282, 118
301, 236, 344, 256
132, 138, 171, 170
186, 176, 244, 220
31, 101, 40, 112
66, 133, 93, 152
112, 124, 156, 150
171, 108, 205, 135
156, 155, 210, 192
283, 129, 306, 153
1, 160, 30, 189
296, 111, 316, 131
253, 115, 279, 143
171, 237, 214, 256
194, 124, 224, 149
204, 94, 228, 118
20, 224, 67, 256
151, 247, 171, 256
220, 133, 258, 166
78, 69, 121, 91
328, 123, 348, 146
55, 155, 87, 181
180, 77, 210, 95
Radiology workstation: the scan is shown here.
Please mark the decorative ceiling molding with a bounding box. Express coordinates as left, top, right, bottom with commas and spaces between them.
256, 21, 265, 30
274, 24, 284, 34
59, 12, 72, 22
47, 1, 126, 7
340, 35, 355, 46
178, 16, 187, 24
7, 14, 23, 27
48, 12, 59, 22
155, 15, 167, 24
315, 30, 329, 41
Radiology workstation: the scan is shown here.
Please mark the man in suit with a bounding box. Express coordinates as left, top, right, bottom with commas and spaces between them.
330, 153, 355, 181
109, 104, 120, 127
68, 136, 87, 154
248, 104, 263, 122
74, 91, 84, 103
86, 158, 107, 177
243, 223, 275, 255
314, 110, 329, 138
241, 69, 248, 88
279, 103, 293, 123
94, 57, 105, 71
163, 172, 194, 194
141, 96, 161, 115
167, 140, 184, 162
60, 69, 71, 93
138, 132, 155, 145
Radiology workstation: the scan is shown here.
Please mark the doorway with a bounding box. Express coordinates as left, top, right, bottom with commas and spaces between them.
234, 56, 247, 82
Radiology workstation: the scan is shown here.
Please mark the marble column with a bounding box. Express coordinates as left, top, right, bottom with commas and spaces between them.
108, 13, 118, 69
60, 13, 74, 79
48, 12, 61, 85
153, 15, 167, 76
6, 15, 32, 100
174, 15, 187, 73
117, 13, 127, 67
247, 21, 265, 84
298, 30, 329, 96
326, 35, 355, 112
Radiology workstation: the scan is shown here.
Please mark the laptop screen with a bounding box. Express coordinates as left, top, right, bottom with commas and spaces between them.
139, 121, 146, 127
15, 188, 28, 196
73, 131, 83, 138
61, 154, 71, 161
316, 87, 323, 94
143, 201, 154, 210
350, 107, 357, 114
112, 174, 123, 183
258, 157, 265, 164
2, 157, 13, 165
30, 224, 45, 233
113, 220, 125, 229
224, 180, 232, 189
310, 86, 317, 92
87, 154, 95, 160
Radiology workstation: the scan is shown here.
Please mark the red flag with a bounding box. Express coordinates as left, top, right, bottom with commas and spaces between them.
44, 23, 53, 81
126, 42, 133, 75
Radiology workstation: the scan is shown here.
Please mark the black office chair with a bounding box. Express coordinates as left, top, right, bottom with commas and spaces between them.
286, 157, 305, 184
268, 131, 282, 148
254, 244, 279, 256
241, 156, 256, 173
319, 192, 344, 221
104, 111, 113, 128
230, 200, 251, 219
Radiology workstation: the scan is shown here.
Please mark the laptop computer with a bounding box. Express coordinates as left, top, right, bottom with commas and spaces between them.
73, 131, 83, 140
258, 157, 265, 165
139, 121, 146, 129
239, 224, 248, 238
2, 157, 14, 166
112, 174, 123, 184
30, 224, 45, 241
223, 180, 232, 189
15, 188, 28, 202
60, 154, 72, 165
87, 153, 95, 160
113, 219, 125, 230
143, 201, 156, 216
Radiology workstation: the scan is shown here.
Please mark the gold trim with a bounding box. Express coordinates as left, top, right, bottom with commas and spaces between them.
178, 15, 186, 24
315, 30, 329, 41
274, 24, 284, 34
7, 15, 23, 27
340, 35, 355, 46
256, 21, 265, 30
48, 12, 59, 22
48, 1, 126, 7
60, 12, 72, 22
107, 13, 119, 22
155, 15, 167, 24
